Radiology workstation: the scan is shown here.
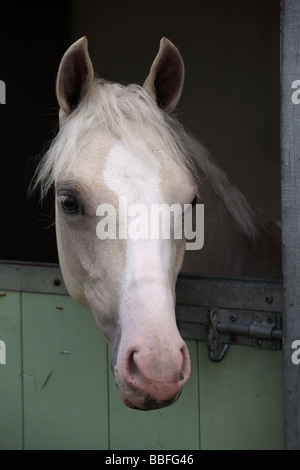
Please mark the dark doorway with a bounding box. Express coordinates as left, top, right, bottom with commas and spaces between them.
0, 1, 70, 262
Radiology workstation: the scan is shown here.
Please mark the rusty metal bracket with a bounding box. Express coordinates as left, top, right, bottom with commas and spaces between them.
175, 275, 282, 362
206, 308, 282, 362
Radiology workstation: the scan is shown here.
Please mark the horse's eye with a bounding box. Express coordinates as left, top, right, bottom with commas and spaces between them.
61, 195, 80, 214
191, 196, 197, 207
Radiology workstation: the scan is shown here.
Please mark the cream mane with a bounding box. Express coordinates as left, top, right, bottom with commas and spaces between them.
34, 79, 259, 241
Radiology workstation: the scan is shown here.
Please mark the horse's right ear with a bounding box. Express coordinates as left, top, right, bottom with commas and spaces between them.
143, 37, 184, 113
56, 36, 94, 122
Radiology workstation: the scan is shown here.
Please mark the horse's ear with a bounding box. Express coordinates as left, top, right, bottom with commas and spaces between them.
56, 36, 94, 121
143, 37, 184, 113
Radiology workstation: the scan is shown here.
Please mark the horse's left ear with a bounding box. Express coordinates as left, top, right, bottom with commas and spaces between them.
56, 36, 94, 122
143, 37, 184, 113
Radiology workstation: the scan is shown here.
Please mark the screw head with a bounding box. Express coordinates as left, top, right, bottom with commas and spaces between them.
265, 295, 273, 304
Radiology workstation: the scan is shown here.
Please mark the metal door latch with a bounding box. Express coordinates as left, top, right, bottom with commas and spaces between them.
207, 308, 282, 362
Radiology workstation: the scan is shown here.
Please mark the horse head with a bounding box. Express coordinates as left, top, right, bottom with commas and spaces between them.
41, 37, 197, 410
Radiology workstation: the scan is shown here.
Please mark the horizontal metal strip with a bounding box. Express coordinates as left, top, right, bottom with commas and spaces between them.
0, 262, 282, 310
176, 275, 282, 312
0, 262, 283, 348
0, 261, 67, 295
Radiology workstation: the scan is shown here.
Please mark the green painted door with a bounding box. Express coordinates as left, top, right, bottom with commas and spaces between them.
198, 343, 283, 449
21, 293, 109, 450
0, 291, 23, 450
0, 291, 284, 449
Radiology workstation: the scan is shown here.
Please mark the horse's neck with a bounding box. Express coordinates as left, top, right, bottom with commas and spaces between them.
181, 178, 282, 279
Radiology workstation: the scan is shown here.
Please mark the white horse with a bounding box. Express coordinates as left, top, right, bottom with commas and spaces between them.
35, 37, 281, 410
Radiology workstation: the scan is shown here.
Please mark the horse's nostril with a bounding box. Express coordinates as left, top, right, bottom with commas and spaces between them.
127, 350, 139, 381
180, 344, 191, 384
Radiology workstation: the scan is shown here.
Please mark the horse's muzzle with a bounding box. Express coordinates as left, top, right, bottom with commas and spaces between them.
113, 341, 191, 411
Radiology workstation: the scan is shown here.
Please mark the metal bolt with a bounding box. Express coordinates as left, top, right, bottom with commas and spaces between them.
265, 295, 273, 304
255, 314, 263, 323
230, 313, 238, 322
255, 339, 263, 348
208, 309, 217, 325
